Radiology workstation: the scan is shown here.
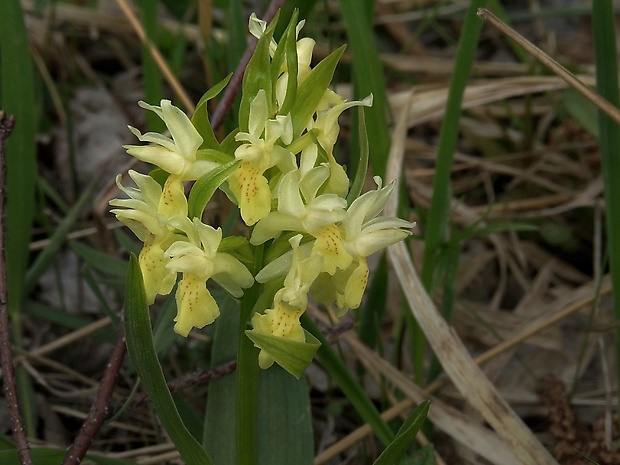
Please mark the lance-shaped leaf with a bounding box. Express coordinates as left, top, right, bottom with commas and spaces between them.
191, 73, 233, 150
188, 159, 240, 219
290, 45, 346, 138
372, 401, 430, 465
124, 255, 215, 465
240, 12, 279, 131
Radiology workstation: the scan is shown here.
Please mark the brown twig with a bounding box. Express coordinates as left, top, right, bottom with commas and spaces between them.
210, 0, 285, 131
62, 332, 127, 465
132, 360, 237, 406
0, 112, 33, 465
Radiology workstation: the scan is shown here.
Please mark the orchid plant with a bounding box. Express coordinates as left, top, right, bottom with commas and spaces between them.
111, 11, 420, 465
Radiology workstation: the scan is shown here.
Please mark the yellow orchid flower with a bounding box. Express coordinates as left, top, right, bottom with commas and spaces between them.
229, 90, 295, 225
249, 288, 306, 370
250, 166, 347, 244
124, 100, 219, 180
109, 170, 182, 303
165, 219, 254, 336
314, 177, 414, 313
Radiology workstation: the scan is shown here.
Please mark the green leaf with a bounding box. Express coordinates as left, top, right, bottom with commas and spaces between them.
203, 295, 239, 463
192, 73, 233, 149
240, 13, 279, 131
244, 329, 321, 379
258, 365, 314, 465
592, 0, 620, 408
346, 105, 370, 204
563, 88, 599, 137
274, 10, 299, 116
0, 0, 38, 310
290, 45, 346, 138
188, 159, 240, 219
372, 401, 430, 465
124, 255, 215, 465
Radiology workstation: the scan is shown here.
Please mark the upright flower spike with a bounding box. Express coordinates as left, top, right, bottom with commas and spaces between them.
165, 219, 254, 336
125, 100, 219, 181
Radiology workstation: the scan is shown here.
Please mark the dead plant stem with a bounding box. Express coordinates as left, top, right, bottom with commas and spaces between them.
477, 8, 620, 126
62, 332, 127, 465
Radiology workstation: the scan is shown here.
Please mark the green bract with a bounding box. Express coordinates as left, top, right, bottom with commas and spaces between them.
110, 12, 412, 378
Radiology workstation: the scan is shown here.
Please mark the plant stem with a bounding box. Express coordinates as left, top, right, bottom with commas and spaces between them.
236, 244, 263, 465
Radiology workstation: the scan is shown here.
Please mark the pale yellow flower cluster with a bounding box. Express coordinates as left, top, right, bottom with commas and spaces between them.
110, 13, 413, 376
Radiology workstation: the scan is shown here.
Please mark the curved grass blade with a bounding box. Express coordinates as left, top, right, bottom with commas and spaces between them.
124, 254, 215, 465
372, 400, 430, 465
301, 314, 394, 446
338, 0, 390, 177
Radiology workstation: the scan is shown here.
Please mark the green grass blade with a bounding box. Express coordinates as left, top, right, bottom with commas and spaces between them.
124, 254, 215, 465
302, 314, 394, 446
0, 0, 38, 308
24, 181, 96, 294
0, 3, 39, 431
372, 401, 430, 465
139, 0, 164, 132
346, 105, 370, 204
421, 0, 488, 291
338, 0, 390, 177
358, 252, 388, 349
69, 242, 128, 279
417, 0, 487, 381
591, 0, 620, 418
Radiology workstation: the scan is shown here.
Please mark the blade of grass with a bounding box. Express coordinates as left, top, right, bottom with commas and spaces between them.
24, 181, 96, 294
419, 0, 488, 381
139, 0, 164, 132
302, 314, 394, 446
372, 401, 430, 465
1, 0, 39, 438
338, 0, 390, 177
591, 0, 620, 426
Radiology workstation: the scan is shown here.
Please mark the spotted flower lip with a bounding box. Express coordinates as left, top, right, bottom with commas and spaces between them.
230, 90, 295, 226
124, 100, 218, 180
165, 219, 254, 336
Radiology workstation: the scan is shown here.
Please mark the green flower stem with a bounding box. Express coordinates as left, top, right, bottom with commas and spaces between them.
237, 244, 264, 465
